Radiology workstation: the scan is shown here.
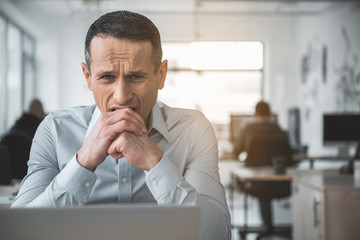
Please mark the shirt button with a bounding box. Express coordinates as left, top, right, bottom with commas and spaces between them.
122, 177, 128, 183
152, 180, 158, 186
84, 182, 91, 188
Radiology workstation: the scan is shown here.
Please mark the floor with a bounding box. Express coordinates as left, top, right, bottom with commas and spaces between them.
220, 160, 292, 240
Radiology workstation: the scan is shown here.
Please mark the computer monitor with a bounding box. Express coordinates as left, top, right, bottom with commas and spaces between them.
230, 114, 277, 146
323, 114, 360, 156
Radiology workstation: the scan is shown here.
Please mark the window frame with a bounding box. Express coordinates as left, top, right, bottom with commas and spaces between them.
0, 11, 36, 135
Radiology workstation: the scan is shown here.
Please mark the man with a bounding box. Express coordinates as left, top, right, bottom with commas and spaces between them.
235, 100, 288, 160
234, 100, 292, 239
6, 99, 45, 138
1, 99, 45, 179
11, 11, 231, 240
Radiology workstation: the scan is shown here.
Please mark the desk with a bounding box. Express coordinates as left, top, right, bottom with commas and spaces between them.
297, 155, 353, 169
0, 179, 20, 207
230, 164, 293, 239
292, 170, 360, 240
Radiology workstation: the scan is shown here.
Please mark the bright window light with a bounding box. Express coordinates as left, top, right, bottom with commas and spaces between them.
162, 41, 263, 70
161, 41, 264, 125
189, 41, 263, 70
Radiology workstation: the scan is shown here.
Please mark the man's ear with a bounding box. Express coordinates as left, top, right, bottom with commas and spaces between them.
81, 62, 92, 91
158, 60, 168, 90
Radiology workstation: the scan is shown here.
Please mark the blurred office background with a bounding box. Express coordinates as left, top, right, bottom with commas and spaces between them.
1, 0, 359, 156
0, 0, 360, 239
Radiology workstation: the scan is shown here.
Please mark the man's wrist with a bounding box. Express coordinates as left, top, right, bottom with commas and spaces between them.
76, 152, 97, 171
146, 151, 163, 171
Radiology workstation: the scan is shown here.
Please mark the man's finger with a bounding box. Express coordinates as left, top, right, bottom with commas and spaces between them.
105, 119, 145, 138
105, 108, 146, 133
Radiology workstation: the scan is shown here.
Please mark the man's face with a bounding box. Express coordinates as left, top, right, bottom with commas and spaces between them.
82, 36, 167, 126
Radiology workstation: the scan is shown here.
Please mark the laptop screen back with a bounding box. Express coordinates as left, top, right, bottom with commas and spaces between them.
0, 205, 201, 240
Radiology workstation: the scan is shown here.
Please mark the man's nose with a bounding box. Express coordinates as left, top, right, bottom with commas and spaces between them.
113, 79, 132, 104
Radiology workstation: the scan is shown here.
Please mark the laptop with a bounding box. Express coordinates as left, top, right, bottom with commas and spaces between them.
0, 204, 201, 240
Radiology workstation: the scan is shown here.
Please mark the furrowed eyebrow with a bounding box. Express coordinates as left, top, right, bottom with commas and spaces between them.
125, 71, 149, 77
99, 71, 117, 75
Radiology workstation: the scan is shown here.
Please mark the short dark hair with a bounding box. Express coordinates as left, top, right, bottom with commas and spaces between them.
84, 11, 162, 72
255, 100, 271, 117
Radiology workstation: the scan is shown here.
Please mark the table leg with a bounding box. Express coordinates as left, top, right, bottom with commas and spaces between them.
243, 185, 248, 239
310, 158, 314, 169
230, 173, 235, 220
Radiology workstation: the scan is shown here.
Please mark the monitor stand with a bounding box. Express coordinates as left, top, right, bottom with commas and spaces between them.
337, 146, 351, 158
337, 145, 353, 175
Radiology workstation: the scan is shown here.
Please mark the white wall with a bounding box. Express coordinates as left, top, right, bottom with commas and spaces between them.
295, 4, 360, 155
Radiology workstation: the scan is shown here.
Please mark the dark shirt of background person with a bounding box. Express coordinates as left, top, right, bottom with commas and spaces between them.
0, 99, 45, 180
9, 99, 45, 138
234, 101, 279, 156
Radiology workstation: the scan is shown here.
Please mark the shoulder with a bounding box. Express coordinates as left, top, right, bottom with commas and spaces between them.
242, 122, 260, 133
44, 105, 96, 128
158, 102, 210, 129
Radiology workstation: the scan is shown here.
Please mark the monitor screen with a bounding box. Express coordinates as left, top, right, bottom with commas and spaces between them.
230, 114, 277, 144
323, 114, 360, 145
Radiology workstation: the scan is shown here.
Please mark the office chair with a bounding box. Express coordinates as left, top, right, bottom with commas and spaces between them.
0, 143, 12, 184
245, 131, 293, 167
2, 131, 32, 179
239, 131, 293, 240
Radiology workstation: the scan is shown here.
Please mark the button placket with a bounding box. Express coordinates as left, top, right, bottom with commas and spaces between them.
118, 157, 132, 203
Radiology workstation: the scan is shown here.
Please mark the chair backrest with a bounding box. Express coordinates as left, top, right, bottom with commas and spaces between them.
245, 131, 292, 167
2, 131, 32, 179
0, 142, 12, 184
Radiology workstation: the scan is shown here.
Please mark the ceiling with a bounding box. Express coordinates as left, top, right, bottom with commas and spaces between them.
10, 0, 353, 19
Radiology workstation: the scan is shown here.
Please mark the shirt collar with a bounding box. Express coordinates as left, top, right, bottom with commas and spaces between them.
84, 103, 170, 143
84, 106, 101, 140
147, 102, 170, 143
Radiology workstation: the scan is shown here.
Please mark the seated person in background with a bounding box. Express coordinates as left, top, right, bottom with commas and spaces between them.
0, 98, 45, 179
234, 100, 293, 239
11, 11, 231, 240
8, 99, 45, 137
235, 100, 292, 165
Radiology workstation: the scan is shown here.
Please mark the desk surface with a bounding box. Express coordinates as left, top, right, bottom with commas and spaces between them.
0, 179, 20, 207
293, 170, 360, 190
230, 163, 360, 190
300, 155, 353, 160
231, 164, 293, 181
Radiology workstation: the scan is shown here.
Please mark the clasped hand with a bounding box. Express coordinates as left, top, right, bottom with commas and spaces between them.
77, 108, 163, 171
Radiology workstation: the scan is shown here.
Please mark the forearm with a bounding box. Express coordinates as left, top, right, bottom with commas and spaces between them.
145, 156, 231, 240
157, 181, 231, 240
12, 156, 96, 208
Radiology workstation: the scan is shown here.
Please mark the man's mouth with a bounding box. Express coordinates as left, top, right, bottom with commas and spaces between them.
110, 107, 136, 112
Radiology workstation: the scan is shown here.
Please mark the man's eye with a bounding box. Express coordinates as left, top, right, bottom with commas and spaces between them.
101, 75, 115, 80
127, 75, 143, 81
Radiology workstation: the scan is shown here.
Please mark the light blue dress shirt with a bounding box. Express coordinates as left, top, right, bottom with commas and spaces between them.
11, 102, 231, 240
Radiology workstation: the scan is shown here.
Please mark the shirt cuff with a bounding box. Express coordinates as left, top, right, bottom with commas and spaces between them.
55, 154, 96, 203
145, 153, 182, 200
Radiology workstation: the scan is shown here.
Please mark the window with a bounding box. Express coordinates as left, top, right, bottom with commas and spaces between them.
0, 15, 5, 133
23, 35, 36, 109
0, 13, 36, 135
159, 41, 264, 124
6, 23, 22, 128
